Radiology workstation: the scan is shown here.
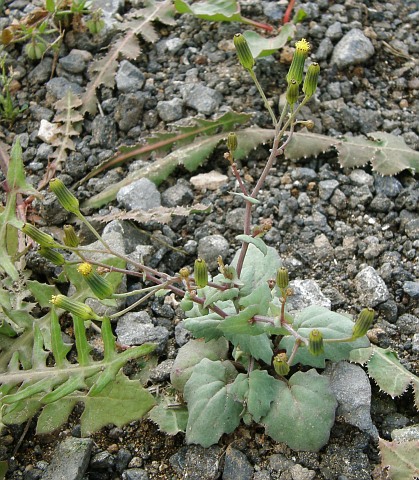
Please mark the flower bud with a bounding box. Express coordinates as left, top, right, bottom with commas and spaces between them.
39, 247, 65, 266
352, 308, 375, 339
233, 33, 255, 71
276, 267, 289, 290
194, 258, 208, 289
25, 41, 46, 60
22, 223, 56, 248
273, 353, 290, 376
50, 294, 101, 321
227, 132, 238, 153
286, 79, 299, 107
49, 178, 80, 215
179, 267, 190, 280
308, 329, 324, 356
286, 38, 310, 85
86, 18, 105, 35
63, 225, 80, 247
303, 62, 320, 99
78, 262, 114, 299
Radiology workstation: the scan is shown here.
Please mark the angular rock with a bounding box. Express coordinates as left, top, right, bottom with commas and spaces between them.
223, 447, 253, 480
354, 266, 389, 307
331, 29, 375, 69
116, 60, 145, 93
180, 84, 222, 115
117, 178, 161, 211
42, 437, 93, 480
197, 234, 230, 270
157, 98, 184, 122
287, 279, 332, 311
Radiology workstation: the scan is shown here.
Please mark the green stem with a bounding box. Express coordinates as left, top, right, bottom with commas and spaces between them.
249, 70, 277, 126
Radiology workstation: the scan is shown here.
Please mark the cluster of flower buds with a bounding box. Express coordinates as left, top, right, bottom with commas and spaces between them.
78, 262, 114, 300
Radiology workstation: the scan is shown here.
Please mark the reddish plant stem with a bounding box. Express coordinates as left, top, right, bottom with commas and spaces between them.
283, 0, 296, 24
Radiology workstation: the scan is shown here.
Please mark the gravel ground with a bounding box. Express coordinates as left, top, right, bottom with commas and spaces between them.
1, 0, 418, 479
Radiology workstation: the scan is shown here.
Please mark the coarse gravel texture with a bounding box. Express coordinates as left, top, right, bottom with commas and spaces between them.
1, 0, 419, 479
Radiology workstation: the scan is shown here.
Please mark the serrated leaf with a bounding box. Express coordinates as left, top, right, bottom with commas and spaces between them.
379, 438, 419, 480
225, 332, 273, 364
279, 305, 370, 368
183, 358, 240, 447
27, 281, 60, 308
364, 346, 417, 398
170, 338, 229, 391
148, 397, 188, 435
80, 372, 155, 436
262, 370, 337, 451
230, 370, 277, 422
243, 25, 296, 58
36, 397, 77, 434
236, 235, 267, 255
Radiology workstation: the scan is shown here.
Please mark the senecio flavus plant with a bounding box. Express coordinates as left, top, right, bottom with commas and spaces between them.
13, 36, 414, 453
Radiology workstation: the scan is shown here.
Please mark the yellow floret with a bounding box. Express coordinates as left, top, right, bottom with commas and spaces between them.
295, 38, 311, 53
78, 262, 93, 276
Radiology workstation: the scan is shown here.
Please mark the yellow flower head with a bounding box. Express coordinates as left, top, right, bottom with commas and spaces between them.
295, 38, 311, 54
78, 262, 93, 276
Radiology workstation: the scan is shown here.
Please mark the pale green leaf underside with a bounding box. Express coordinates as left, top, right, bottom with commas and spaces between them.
148, 398, 188, 435
244, 25, 297, 58
183, 358, 240, 447
262, 370, 337, 451
379, 438, 419, 480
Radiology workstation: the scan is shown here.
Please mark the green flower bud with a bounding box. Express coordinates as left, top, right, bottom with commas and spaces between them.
276, 267, 289, 290
308, 329, 324, 356
194, 258, 208, 289
63, 225, 80, 247
227, 132, 238, 153
49, 178, 80, 215
273, 353, 290, 376
22, 223, 56, 248
352, 308, 375, 339
286, 79, 300, 107
86, 18, 105, 35
25, 41, 46, 60
233, 33, 255, 71
39, 247, 66, 266
303, 62, 320, 99
78, 262, 114, 300
50, 294, 101, 321
286, 38, 310, 85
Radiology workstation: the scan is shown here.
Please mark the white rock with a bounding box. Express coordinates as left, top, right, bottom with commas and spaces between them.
190, 170, 228, 190
37, 119, 59, 143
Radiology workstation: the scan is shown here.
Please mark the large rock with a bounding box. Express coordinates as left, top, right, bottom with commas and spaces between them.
331, 29, 374, 69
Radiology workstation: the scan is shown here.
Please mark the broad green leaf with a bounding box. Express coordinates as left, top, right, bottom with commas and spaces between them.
221, 304, 265, 336
351, 346, 418, 400
203, 287, 239, 308
36, 397, 77, 434
184, 358, 240, 447
379, 438, 419, 480
262, 370, 337, 451
2, 397, 43, 425
244, 24, 296, 58
148, 397, 188, 435
279, 305, 370, 368
236, 235, 267, 255
184, 314, 224, 341
230, 370, 277, 423
225, 332, 273, 364
170, 338, 229, 391
232, 244, 281, 297
80, 372, 155, 436
27, 281, 60, 308
175, 0, 242, 22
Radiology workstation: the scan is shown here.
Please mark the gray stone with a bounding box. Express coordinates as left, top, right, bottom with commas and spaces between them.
42, 437, 93, 480
28, 57, 54, 85
354, 266, 389, 307
289, 464, 316, 480
59, 49, 92, 74
412, 334, 419, 353
175, 321, 191, 347
91, 115, 117, 148
331, 29, 375, 69
291, 167, 318, 182
405, 218, 419, 240
315, 37, 334, 61
222, 447, 253, 480
161, 181, 194, 207
90, 451, 115, 469
45, 77, 84, 101
370, 195, 394, 213
226, 208, 246, 231
269, 453, 295, 472
325, 361, 378, 439
287, 279, 331, 311
180, 84, 222, 115
117, 178, 161, 211
157, 98, 184, 122
197, 234, 230, 271
116, 60, 145, 93
375, 176, 402, 200
170, 445, 221, 480
114, 93, 145, 132
116, 311, 169, 354
318, 179, 339, 200
122, 469, 149, 480
396, 314, 419, 335
403, 281, 419, 299
391, 425, 419, 442
92, 0, 123, 29
325, 22, 342, 40
349, 169, 374, 187
330, 188, 347, 209
150, 358, 175, 382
